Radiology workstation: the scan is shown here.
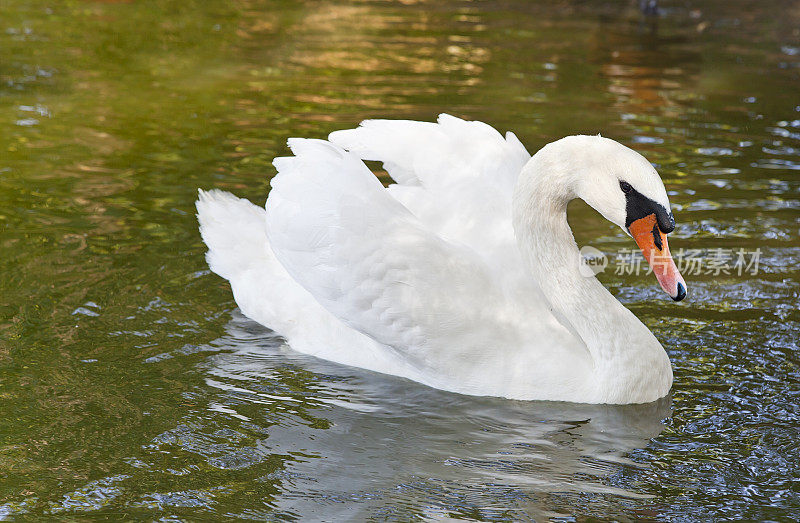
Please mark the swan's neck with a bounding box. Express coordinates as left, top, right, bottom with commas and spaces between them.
512, 155, 672, 403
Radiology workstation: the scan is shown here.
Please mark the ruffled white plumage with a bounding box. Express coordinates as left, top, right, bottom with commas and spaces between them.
329, 114, 529, 268
198, 115, 590, 399
197, 114, 677, 403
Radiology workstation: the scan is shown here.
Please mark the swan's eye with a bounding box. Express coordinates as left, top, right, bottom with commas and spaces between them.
620, 181, 633, 194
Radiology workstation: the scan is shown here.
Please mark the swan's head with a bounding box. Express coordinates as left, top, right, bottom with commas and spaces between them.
534, 135, 687, 301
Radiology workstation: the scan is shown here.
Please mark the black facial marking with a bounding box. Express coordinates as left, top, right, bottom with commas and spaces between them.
652, 222, 663, 250
621, 180, 675, 233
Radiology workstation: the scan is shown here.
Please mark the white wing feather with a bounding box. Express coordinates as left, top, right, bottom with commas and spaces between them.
329, 114, 530, 269
266, 139, 530, 387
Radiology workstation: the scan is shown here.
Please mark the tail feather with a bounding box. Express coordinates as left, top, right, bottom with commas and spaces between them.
196, 189, 268, 281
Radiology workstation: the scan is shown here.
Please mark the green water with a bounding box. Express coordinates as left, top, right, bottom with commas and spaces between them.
1, 0, 798, 519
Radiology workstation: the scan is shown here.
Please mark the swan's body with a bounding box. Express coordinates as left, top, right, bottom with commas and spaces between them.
197, 115, 685, 404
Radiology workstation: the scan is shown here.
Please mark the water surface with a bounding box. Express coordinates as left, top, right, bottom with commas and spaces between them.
1, 0, 798, 519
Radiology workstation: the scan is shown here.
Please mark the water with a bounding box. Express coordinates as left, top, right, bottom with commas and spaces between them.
1, 0, 798, 519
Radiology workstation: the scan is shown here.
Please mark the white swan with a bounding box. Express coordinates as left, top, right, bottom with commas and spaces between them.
196, 114, 686, 404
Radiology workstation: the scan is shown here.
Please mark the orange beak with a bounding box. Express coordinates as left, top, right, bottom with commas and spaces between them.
628, 214, 687, 301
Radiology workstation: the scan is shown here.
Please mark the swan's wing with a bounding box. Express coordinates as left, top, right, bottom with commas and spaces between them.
328, 114, 530, 269
329, 113, 530, 195
266, 139, 522, 375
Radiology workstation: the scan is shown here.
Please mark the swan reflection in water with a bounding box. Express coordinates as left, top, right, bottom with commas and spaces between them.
193, 311, 672, 519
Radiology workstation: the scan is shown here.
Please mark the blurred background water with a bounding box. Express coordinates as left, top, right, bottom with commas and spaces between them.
1, 0, 798, 520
